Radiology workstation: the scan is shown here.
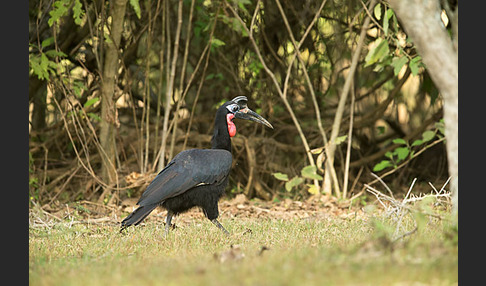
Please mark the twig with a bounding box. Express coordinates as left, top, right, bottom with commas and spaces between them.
370, 172, 395, 199
343, 79, 356, 198
274, 0, 336, 193
348, 166, 364, 201
365, 176, 452, 241
181, 4, 221, 152
154, 0, 167, 172
364, 184, 390, 209
168, 0, 197, 161
47, 165, 81, 205
142, 0, 154, 174
439, 176, 452, 194
158, 0, 184, 171
51, 93, 110, 189
326, 0, 377, 194
392, 225, 418, 243
366, 137, 446, 187
428, 181, 439, 195
404, 178, 417, 201
225, 0, 326, 183
226, 2, 313, 166
249, 0, 261, 35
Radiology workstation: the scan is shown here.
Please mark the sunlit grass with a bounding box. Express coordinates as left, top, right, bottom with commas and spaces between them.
29, 215, 457, 285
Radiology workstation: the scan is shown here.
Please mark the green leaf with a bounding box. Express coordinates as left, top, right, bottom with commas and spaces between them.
409, 56, 422, 76
435, 120, 445, 135
104, 32, 113, 44
411, 139, 423, 147
273, 172, 289, 181
48, 0, 70, 27
211, 38, 226, 48
129, 0, 141, 19
229, 18, 248, 37
29, 53, 56, 80
285, 177, 304, 192
384, 151, 393, 159
374, 4, 382, 20
237, 0, 251, 14
301, 165, 323, 180
383, 16, 389, 36
73, 0, 85, 25
87, 112, 101, 122
44, 50, 67, 58
84, 97, 99, 108
334, 135, 348, 145
205, 73, 215, 80
391, 9, 399, 32
307, 184, 319, 195
391, 56, 408, 76
373, 160, 393, 172
41, 37, 55, 48
73, 81, 87, 98
422, 130, 436, 142
395, 147, 410, 162
310, 146, 325, 155
383, 8, 394, 36
365, 38, 390, 67
392, 138, 407, 145
29, 55, 43, 80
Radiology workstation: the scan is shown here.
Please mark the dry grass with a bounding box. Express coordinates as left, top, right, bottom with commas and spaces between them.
29, 204, 457, 286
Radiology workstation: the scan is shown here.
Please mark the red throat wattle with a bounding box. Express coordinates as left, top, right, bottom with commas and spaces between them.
226, 113, 236, 137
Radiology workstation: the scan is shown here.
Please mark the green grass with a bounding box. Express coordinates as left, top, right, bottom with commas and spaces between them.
29, 215, 457, 285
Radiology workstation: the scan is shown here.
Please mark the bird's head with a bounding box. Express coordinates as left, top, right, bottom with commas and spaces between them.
222, 95, 273, 137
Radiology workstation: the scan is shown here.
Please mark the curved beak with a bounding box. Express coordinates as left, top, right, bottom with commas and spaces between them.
235, 107, 273, 129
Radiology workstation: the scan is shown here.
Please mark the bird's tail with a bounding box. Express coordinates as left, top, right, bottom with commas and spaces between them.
120, 204, 158, 232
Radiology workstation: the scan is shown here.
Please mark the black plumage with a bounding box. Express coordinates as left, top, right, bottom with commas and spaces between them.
120, 96, 273, 236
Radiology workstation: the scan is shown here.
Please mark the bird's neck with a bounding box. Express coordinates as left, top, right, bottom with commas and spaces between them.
211, 111, 232, 152
211, 126, 232, 152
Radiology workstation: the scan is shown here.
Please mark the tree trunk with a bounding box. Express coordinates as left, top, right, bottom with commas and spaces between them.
99, 0, 128, 202
387, 0, 458, 215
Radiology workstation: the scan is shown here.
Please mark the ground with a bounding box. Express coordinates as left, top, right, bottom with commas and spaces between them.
29, 195, 458, 285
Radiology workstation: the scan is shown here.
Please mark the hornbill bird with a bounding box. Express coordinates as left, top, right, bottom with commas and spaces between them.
120, 96, 273, 236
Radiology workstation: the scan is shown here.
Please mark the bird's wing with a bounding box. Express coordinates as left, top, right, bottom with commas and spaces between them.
136, 149, 232, 206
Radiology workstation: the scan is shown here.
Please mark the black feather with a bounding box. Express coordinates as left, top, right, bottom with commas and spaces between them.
120, 204, 158, 231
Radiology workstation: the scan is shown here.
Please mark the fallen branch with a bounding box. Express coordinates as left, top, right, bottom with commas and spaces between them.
365, 176, 452, 241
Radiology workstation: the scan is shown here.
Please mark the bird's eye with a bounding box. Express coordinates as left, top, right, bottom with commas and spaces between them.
227, 104, 239, 113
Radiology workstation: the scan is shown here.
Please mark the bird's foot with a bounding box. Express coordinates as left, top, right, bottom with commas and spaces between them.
211, 219, 230, 236
163, 222, 175, 238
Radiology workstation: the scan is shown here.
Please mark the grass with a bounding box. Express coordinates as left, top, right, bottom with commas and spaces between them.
29, 214, 457, 286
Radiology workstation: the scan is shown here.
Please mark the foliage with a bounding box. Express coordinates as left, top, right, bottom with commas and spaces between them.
366, 3, 424, 76
28, 0, 451, 205
129, 0, 141, 19
48, 0, 85, 26
29, 38, 66, 81
273, 136, 346, 196
273, 164, 324, 195
373, 119, 445, 172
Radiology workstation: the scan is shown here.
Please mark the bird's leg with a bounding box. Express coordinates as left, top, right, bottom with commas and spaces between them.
164, 211, 174, 237
211, 219, 230, 236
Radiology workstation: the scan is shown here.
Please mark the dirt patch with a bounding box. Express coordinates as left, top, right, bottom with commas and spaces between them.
30, 194, 369, 229
120, 194, 366, 223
